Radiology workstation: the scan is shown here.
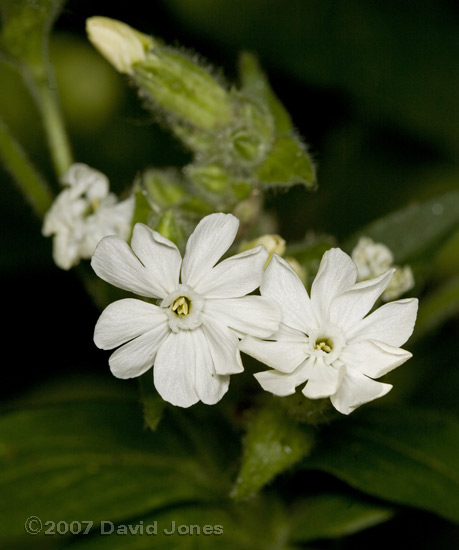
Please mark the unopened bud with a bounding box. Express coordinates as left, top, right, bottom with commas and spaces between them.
382, 265, 415, 302
352, 237, 393, 280
240, 234, 286, 267
86, 17, 153, 75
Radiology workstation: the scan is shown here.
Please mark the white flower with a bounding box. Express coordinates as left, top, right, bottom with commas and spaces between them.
352, 237, 394, 280
381, 265, 415, 302
92, 213, 281, 407
239, 248, 418, 414
42, 163, 134, 270
352, 236, 415, 301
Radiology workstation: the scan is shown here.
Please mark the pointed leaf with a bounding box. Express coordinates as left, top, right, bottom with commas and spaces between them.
345, 190, 459, 264
257, 135, 316, 189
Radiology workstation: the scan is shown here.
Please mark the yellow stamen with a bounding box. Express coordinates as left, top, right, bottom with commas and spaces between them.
171, 296, 190, 316
314, 339, 332, 353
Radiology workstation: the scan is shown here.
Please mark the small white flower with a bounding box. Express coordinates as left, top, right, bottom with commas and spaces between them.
240, 248, 418, 414
382, 265, 415, 302
352, 236, 415, 301
92, 213, 281, 407
352, 236, 393, 280
42, 163, 134, 270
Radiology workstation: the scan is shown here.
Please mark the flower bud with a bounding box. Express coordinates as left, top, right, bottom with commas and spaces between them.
382, 265, 415, 302
134, 48, 233, 131
186, 164, 231, 195
352, 237, 393, 280
240, 234, 286, 267
86, 17, 153, 75
141, 168, 188, 209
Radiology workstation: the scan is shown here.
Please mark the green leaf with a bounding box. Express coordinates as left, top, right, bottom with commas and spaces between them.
290, 492, 394, 543
0, 376, 235, 546
238, 51, 293, 133
302, 406, 459, 524
231, 401, 315, 500
256, 135, 316, 189
344, 190, 459, 264
63, 495, 289, 550
412, 276, 459, 343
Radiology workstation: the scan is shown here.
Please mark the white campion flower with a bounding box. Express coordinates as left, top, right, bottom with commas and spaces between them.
42, 163, 134, 270
239, 248, 418, 415
92, 213, 281, 407
352, 236, 415, 301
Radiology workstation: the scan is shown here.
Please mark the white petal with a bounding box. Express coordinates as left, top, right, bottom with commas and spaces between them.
201, 316, 244, 374
193, 327, 231, 404
310, 248, 357, 323
261, 254, 317, 333
240, 335, 307, 373
329, 269, 394, 331
131, 223, 181, 297
204, 295, 280, 338
254, 358, 313, 396
340, 339, 412, 378
330, 370, 392, 415
181, 213, 239, 287
94, 298, 168, 349
302, 359, 346, 399
153, 331, 199, 407
109, 323, 169, 379
347, 298, 418, 347
194, 246, 268, 298
91, 235, 161, 298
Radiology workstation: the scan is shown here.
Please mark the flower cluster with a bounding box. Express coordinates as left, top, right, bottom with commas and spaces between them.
42, 163, 134, 270
93, 213, 418, 414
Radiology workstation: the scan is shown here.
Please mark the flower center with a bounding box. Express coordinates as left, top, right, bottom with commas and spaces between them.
308, 325, 345, 365
162, 284, 204, 332
314, 337, 333, 353
171, 296, 191, 316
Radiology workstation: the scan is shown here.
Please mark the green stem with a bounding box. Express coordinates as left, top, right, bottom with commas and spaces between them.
0, 117, 54, 218
34, 72, 73, 178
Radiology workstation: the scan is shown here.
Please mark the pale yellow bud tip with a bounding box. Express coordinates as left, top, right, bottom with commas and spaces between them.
240, 234, 286, 256
86, 17, 153, 75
